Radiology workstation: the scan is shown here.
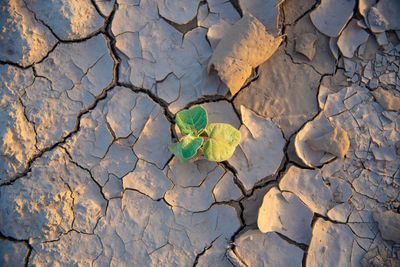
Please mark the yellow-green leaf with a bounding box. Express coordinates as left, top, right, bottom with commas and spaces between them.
203, 123, 241, 162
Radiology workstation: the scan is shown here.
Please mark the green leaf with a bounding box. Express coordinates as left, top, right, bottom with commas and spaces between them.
175, 106, 208, 136
169, 142, 183, 160
169, 135, 204, 161
203, 123, 241, 162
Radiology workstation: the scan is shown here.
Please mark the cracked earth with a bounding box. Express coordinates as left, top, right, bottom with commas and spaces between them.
1, 0, 400, 266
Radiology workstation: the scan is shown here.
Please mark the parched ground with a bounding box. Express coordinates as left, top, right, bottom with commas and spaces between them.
1, 0, 400, 266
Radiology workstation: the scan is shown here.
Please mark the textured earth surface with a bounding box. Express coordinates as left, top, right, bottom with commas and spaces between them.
1, 0, 400, 266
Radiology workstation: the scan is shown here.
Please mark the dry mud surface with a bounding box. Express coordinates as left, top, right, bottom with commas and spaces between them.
1, 0, 400, 266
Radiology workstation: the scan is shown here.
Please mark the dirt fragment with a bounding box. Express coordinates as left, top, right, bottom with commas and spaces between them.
208, 14, 283, 96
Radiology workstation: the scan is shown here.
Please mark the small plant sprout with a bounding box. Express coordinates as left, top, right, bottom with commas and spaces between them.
169, 105, 241, 162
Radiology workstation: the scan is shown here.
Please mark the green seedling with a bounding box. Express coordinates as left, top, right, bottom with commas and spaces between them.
169, 105, 241, 162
